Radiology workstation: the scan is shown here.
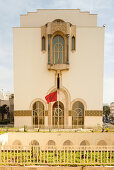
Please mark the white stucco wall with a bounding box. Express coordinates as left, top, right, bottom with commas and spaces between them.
13, 10, 104, 128
20, 9, 97, 27
8, 132, 114, 146
84, 116, 103, 128
14, 116, 32, 127
62, 27, 104, 110
13, 26, 104, 110
13, 28, 54, 110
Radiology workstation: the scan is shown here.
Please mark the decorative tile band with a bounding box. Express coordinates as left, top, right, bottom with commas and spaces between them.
85, 110, 103, 116
14, 110, 103, 116
45, 110, 48, 116
68, 110, 103, 116
14, 110, 32, 116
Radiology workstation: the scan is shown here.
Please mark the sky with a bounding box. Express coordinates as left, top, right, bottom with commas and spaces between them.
0, 0, 114, 105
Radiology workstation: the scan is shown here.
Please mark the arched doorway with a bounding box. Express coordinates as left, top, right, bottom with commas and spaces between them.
52, 101, 64, 128
72, 101, 84, 128
33, 101, 44, 128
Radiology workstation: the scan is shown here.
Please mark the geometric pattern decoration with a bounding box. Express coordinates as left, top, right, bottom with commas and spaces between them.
45, 110, 48, 116
85, 110, 103, 116
14, 110, 32, 116
14, 110, 103, 116
68, 110, 103, 116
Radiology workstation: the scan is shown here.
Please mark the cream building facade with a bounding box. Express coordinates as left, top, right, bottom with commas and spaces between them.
13, 9, 104, 128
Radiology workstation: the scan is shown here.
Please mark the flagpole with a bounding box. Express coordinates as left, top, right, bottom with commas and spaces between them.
57, 73, 60, 129
58, 88, 59, 128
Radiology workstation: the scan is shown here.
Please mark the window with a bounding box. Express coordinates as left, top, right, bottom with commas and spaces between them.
72, 101, 84, 128
29, 140, 39, 146
12, 140, 22, 146
63, 140, 73, 146
12, 140, 22, 149
80, 140, 90, 146
33, 101, 44, 128
52, 101, 64, 128
42, 36, 45, 51
72, 36, 75, 50
53, 19, 64, 23
97, 140, 107, 146
47, 140, 56, 146
53, 35, 65, 64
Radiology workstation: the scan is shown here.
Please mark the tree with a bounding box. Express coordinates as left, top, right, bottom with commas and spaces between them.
0, 104, 9, 121
103, 105, 110, 121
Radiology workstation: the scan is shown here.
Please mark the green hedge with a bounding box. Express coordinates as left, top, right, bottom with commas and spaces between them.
0, 119, 10, 124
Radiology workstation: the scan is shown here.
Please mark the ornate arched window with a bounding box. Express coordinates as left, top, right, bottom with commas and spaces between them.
33, 101, 44, 128
52, 35, 65, 64
52, 101, 64, 128
72, 101, 84, 128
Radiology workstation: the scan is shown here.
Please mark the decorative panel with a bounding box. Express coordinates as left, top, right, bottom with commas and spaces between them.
85, 110, 103, 116
45, 110, 48, 116
14, 110, 32, 116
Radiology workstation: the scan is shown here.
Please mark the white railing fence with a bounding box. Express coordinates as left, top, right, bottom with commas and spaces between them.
0, 145, 114, 166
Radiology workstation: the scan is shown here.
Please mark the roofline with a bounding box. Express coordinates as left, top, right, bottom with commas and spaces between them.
20, 9, 97, 17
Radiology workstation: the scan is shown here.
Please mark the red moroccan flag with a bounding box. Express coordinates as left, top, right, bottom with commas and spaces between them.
45, 91, 57, 104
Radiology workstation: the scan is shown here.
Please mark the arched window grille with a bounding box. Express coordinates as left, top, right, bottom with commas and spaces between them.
63, 140, 73, 146
47, 140, 56, 146
97, 140, 107, 146
52, 101, 64, 128
52, 35, 65, 64
72, 101, 84, 128
80, 140, 90, 146
72, 36, 75, 50
42, 36, 45, 51
29, 140, 39, 146
33, 101, 44, 128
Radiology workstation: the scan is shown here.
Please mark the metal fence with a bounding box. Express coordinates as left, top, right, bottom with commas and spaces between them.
0, 145, 114, 166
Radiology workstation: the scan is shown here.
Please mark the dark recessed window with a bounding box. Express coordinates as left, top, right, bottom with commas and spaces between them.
72, 36, 75, 50
42, 36, 45, 51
